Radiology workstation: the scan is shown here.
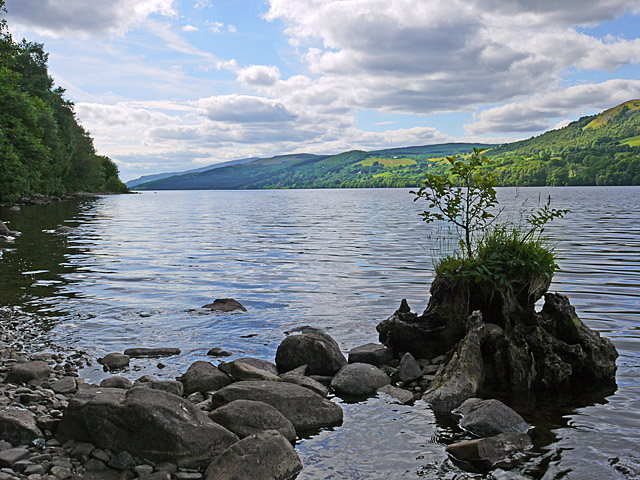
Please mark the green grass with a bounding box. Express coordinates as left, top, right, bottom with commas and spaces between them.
620, 135, 640, 147
359, 157, 417, 167
583, 99, 640, 130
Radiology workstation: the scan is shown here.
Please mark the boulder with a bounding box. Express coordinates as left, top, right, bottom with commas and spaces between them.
218, 360, 281, 382
279, 369, 329, 397
5, 361, 51, 384
210, 381, 343, 433
234, 358, 279, 376
207, 348, 233, 357
137, 380, 184, 397
179, 361, 232, 394
377, 384, 416, 404
100, 377, 133, 389
396, 352, 422, 383
446, 433, 533, 472
275, 327, 347, 376
348, 343, 394, 366
97, 353, 130, 370
123, 348, 181, 358
51, 377, 78, 395
209, 400, 296, 442
0, 221, 9, 236
57, 385, 239, 468
202, 299, 247, 313
330, 363, 390, 398
55, 226, 75, 234
204, 430, 302, 480
0, 407, 43, 445
454, 398, 529, 437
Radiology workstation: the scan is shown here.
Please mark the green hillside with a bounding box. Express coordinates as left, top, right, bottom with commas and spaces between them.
134, 144, 491, 190
0, 2, 127, 203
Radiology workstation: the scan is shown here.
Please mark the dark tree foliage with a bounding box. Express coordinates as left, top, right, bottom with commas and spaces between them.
0, 2, 127, 202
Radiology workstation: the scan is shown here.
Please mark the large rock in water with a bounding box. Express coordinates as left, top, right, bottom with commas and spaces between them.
275, 327, 347, 376
454, 398, 529, 437
330, 363, 390, 398
204, 430, 302, 480
56, 385, 239, 468
0, 407, 43, 446
210, 381, 343, 433
5, 361, 51, 384
179, 361, 232, 394
209, 400, 296, 442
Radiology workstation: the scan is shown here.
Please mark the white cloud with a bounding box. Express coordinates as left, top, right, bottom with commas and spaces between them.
465, 79, 640, 134
208, 21, 224, 33
237, 65, 281, 87
5, 0, 177, 37
182, 24, 199, 32
227, 24, 237, 33
197, 94, 297, 123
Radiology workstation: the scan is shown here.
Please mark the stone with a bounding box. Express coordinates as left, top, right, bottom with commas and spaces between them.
0, 407, 43, 445
123, 348, 181, 358
55, 226, 75, 234
202, 299, 247, 313
210, 381, 343, 433
275, 327, 347, 376
218, 360, 281, 382
204, 430, 302, 480
108, 451, 136, 470
279, 370, 329, 397
5, 361, 51, 384
56, 385, 239, 468
84, 458, 107, 471
0, 221, 9, 235
0, 447, 29, 467
446, 433, 533, 472
140, 473, 171, 480
209, 400, 296, 442
179, 362, 232, 395
207, 348, 232, 357
377, 384, 416, 404
396, 352, 422, 383
454, 398, 529, 437
50, 465, 73, 479
330, 363, 390, 398
137, 381, 184, 397
100, 377, 133, 389
51, 377, 78, 395
97, 353, 130, 370
348, 343, 394, 366
234, 358, 279, 376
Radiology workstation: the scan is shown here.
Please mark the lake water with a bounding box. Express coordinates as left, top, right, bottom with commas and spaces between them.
1, 187, 639, 479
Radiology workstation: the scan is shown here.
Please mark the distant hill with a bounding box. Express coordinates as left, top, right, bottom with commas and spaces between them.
132, 144, 492, 190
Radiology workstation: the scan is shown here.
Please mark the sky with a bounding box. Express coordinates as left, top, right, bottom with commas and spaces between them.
4, 0, 640, 182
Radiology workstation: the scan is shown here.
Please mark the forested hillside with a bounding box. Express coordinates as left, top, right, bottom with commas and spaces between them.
0, 2, 127, 203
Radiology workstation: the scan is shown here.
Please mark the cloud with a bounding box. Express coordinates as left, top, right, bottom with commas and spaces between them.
182, 24, 199, 32
197, 94, 297, 123
464, 79, 640, 134
208, 21, 224, 33
5, 0, 177, 37
237, 65, 281, 87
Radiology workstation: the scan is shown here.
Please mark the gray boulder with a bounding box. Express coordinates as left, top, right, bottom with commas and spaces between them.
455, 398, 529, 437
100, 377, 133, 389
210, 381, 343, 433
279, 368, 329, 397
57, 385, 239, 468
179, 361, 232, 394
204, 430, 302, 480
377, 384, 415, 404
50, 377, 78, 395
348, 343, 394, 366
218, 360, 281, 382
446, 433, 533, 472
209, 400, 296, 442
0, 407, 43, 446
275, 327, 347, 376
330, 363, 390, 398
202, 298, 247, 312
234, 358, 279, 376
123, 348, 181, 358
396, 352, 422, 383
207, 348, 233, 357
5, 361, 51, 384
97, 353, 130, 370
137, 380, 184, 397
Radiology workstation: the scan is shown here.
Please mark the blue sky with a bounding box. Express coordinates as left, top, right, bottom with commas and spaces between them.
4, 0, 640, 181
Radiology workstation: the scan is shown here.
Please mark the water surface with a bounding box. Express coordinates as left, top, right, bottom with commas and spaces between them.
1, 187, 639, 479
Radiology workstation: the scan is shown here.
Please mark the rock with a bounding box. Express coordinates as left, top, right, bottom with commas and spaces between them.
330, 363, 390, 398
207, 348, 233, 357
97, 353, 130, 370
0, 447, 29, 467
377, 384, 416, 404
348, 343, 394, 366
100, 377, 133, 389
210, 381, 343, 433
218, 360, 281, 382
209, 400, 296, 442
234, 358, 279, 376
108, 451, 136, 470
179, 361, 232, 394
396, 352, 422, 383
123, 348, 181, 358
5, 361, 51, 384
422, 312, 486, 412
0, 221, 9, 235
446, 433, 533, 472
57, 385, 239, 468
0, 407, 43, 445
275, 327, 347, 376
55, 226, 75, 234
203, 430, 302, 480
279, 370, 329, 397
51, 377, 78, 395
455, 398, 529, 437
202, 299, 247, 312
